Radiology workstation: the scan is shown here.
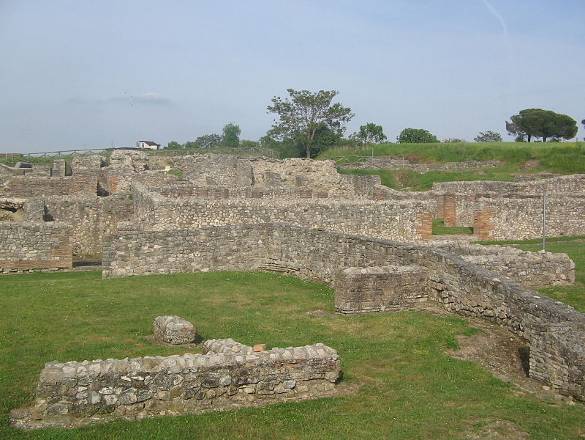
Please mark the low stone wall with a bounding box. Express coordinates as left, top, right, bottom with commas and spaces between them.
11, 339, 341, 428
334, 265, 429, 313
1, 175, 97, 197
341, 158, 502, 172
0, 222, 72, 272
132, 184, 433, 242
102, 223, 585, 400
433, 174, 585, 195
423, 241, 575, 288
473, 195, 585, 240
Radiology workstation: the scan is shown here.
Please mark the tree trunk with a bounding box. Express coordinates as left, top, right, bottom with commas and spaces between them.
527, 134, 532, 142
306, 144, 311, 159
542, 136, 547, 143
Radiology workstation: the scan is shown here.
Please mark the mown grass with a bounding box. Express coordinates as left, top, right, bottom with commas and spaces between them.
432, 219, 474, 236
2, 271, 585, 439
480, 236, 585, 313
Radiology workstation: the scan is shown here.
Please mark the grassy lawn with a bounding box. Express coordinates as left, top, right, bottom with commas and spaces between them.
432, 219, 474, 236
480, 236, 585, 313
2, 271, 585, 439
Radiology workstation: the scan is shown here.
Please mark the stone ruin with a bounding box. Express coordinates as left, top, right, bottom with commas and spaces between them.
2, 149, 585, 421
11, 339, 341, 429
153, 315, 197, 345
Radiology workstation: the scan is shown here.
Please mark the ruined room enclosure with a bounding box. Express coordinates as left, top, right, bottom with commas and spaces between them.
2, 151, 585, 428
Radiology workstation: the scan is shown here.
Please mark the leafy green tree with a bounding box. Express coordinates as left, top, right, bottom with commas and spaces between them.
506, 109, 578, 142
474, 131, 502, 142
397, 128, 438, 143
222, 123, 241, 147
352, 123, 387, 145
267, 89, 353, 158
187, 134, 222, 149
166, 141, 183, 149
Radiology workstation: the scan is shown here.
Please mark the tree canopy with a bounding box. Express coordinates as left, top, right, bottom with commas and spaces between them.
267, 89, 353, 158
397, 128, 438, 144
474, 131, 502, 143
222, 123, 241, 147
352, 123, 387, 145
506, 109, 578, 142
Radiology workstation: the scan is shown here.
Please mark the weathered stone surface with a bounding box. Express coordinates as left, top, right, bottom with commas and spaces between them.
153, 316, 196, 345
0, 222, 72, 273
11, 341, 341, 429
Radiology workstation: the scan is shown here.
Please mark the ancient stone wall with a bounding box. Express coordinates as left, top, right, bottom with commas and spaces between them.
1, 175, 97, 197
334, 265, 430, 313
433, 174, 585, 195
422, 241, 575, 288
12, 340, 340, 428
0, 222, 72, 272
473, 195, 585, 240
341, 158, 502, 172
148, 154, 384, 199
131, 184, 433, 242
29, 194, 134, 258
102, 223, 585, 400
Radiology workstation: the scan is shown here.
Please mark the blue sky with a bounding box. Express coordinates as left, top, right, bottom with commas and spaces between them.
0, 0, 583, 152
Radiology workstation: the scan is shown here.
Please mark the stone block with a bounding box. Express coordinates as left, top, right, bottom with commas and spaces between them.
153, 315, 196, 345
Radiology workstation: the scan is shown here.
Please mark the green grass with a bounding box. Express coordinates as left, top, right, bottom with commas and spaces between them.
2, 271, 585, 439
320, 142, 585, 172
432, 219, 474, 236
324, 142, 585, 190
340, 166, 522, 191
480, 236, 585, 313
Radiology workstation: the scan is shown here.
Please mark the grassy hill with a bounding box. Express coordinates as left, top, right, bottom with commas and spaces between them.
319, 142, 585, 191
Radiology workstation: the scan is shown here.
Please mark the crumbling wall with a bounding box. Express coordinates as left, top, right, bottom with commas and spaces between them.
422, 241, 575, 288
12, 340, 340, 428
433, 174, 585, 195
27, 194, 134, 258
0, 222, 72, 272
473, 195, 585, 240
1, 175, 97, 197
102, 223, 585, 400
131, 185, 433, 242
341, 158, 502, 172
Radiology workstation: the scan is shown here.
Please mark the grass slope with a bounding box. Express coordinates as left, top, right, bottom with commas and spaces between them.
321, 142, 585, 191
1, 271, 585, 439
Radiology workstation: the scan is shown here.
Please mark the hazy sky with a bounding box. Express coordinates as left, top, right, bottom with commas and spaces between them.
0, 0, 584, 152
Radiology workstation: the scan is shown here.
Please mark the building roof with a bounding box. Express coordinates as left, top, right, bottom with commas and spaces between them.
138, 140, 160, 146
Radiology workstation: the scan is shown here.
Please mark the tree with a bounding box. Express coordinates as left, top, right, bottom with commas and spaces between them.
474, 131, 502, 143
506, 109, 578, 142
188, 134, 222, 149
166, 141, 183, 150
352, 123, 387, 145
397, 128, 438, 143
267, 89, 353, 158
222, 123, 241, 147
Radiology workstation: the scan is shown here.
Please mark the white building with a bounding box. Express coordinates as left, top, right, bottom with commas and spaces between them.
136, 140, 160, 150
